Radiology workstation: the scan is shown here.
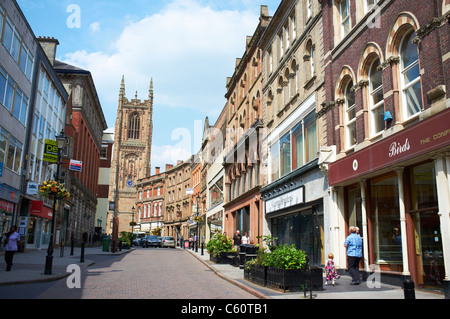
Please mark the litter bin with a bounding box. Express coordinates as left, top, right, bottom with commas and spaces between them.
103, 238, 111, 252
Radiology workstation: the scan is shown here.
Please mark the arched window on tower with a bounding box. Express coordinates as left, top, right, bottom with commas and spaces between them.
128, 112, 140, 139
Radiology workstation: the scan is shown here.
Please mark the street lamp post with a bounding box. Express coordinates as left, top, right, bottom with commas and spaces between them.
44, 131, 68, 275
130, 206, 135, 232
195, 195, 200, 253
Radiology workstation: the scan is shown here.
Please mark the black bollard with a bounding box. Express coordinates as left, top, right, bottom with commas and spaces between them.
403, 280, 415, 299
60, 241, 64, 257
80, 242, 85, 262
70, 239, 74, 256
201, 242, 204, 255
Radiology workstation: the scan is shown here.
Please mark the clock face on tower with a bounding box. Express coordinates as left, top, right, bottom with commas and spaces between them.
126, 180, 134, 187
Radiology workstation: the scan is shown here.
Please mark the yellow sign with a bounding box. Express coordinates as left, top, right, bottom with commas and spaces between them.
43, 139, 58, 162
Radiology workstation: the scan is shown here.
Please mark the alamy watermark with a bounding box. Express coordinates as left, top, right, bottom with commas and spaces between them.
66, 264, 81, 288
66, 4, 81, 29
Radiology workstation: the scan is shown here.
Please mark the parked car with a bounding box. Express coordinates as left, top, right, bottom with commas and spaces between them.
143, 235, 160, 248
161, 236, 176, 248
132, 237, 142, 246
133, 232, 146, 246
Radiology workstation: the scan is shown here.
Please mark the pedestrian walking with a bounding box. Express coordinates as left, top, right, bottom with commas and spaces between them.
324, 253, 340, 286
3, 225, 22, 271
344, 226, 363, 285
233, 230, 241, 252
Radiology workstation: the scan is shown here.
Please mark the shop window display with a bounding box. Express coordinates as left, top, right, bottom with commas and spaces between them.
371, 175, 402, 265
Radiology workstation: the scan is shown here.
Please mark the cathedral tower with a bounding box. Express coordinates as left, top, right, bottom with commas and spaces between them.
108, 76, 153, 237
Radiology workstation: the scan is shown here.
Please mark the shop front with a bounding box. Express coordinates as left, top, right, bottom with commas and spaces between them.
26, 200, 53, 250
262, 160, 327, 267
206, 209, 223, 243
0, 184, 20, 242
223, 188, 262, 246
328, 108, 450, 294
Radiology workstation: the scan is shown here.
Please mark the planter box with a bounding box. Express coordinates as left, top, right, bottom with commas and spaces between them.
244, 265, 324, 292
210, 251, 236, 264
266, 267, 306, 291
248, 265, 267, 287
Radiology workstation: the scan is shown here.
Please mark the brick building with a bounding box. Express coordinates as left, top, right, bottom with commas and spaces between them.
54, 59, 107, 243
135, 166, 164, 235
320, 0, 450, 295
96, 130, 114, 236
258, 0, 327, 266
163, 160, 191, 241
222, 5, 270, 246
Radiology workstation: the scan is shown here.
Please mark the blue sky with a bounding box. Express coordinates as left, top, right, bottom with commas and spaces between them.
17, 0, 281, 174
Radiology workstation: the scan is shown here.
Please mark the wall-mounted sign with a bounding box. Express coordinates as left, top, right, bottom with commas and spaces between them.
43, 139, 58, 163
329, 108, 450, 186
26, 182, 40, 195
30, 200, 52, 220
69, 159, 82, 172
265, 186, 305, 214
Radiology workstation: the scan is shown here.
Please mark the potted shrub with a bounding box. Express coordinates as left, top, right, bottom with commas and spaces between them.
244, 244, 322, 291
264, 244, 307, 291
206, 234, 236, 264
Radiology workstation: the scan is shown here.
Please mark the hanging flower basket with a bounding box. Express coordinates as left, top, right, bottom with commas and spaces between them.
193, 215, 204, 223
39, 180, 70, 201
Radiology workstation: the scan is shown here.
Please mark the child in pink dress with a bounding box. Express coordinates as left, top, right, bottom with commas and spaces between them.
325, 253, 340, 286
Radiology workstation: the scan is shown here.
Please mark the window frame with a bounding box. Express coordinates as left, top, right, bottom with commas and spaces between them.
399, 30, 422, 121
339, 0, 350, 39
368, 57, 385, 137
344, 80, 356, 149
269, 110, 318, 183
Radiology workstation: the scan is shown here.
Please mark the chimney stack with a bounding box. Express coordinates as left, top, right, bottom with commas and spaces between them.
155, 167, 160, 175
37, 36, 59, 66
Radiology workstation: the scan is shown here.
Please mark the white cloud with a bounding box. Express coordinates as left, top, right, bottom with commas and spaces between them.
61, 0, 263, 170
62, 0, 259, 116
151, 144, 192, 172
89, 22, 100, 32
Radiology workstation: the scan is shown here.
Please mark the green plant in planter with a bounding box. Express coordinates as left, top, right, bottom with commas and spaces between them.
256, 235, 278, 252
206, 233, 235, 257
247, 244, 307, 270
266, 244, 307, 270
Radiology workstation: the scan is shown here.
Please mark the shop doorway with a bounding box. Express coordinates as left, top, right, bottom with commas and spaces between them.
235, 206, 250, 236
270, 205, 324, 266
412, 210, 443, 290
410, 162, 443, 290
26, 217, 51, 250
348, 187, 363, 236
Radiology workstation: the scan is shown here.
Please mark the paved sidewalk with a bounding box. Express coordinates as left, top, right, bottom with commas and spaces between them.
0, 246, 445, 299
183, 247, 445, 299
0, 246, 132, 286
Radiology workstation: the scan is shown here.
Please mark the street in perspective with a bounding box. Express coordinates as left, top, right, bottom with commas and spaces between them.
0, 0, 449, 306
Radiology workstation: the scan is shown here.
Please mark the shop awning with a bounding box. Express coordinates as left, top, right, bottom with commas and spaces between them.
30, 200, 53, 220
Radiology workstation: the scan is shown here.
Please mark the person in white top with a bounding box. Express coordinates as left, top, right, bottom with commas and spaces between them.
241, 232, 250, 245
3, 225, 21, 271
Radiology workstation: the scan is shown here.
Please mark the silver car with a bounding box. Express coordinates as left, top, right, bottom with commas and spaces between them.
161, 236, 175, 248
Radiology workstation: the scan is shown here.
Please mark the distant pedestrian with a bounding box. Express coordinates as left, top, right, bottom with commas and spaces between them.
344, 226, 363, 285
3, 225, 22, 271
324, 253, 340, 286
233, 230, 241, 251
241, 232, 249, 245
